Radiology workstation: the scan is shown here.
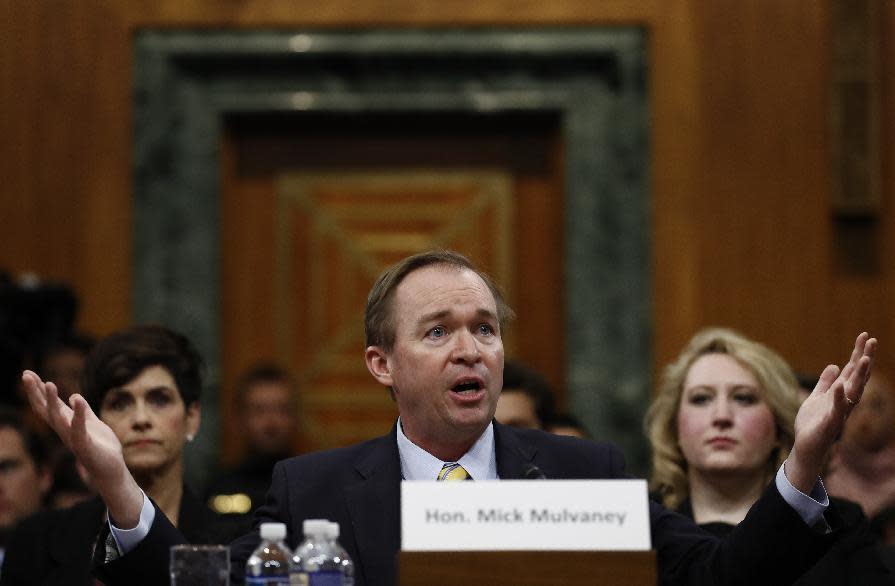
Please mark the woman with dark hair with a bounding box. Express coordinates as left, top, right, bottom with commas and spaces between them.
646, 327, 890, 585
2, 325, 231, 585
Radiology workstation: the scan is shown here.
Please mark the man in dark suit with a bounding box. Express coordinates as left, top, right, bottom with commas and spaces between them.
0, 410, 51, 574
205, 363, 300, 536
22, 250, 877, 585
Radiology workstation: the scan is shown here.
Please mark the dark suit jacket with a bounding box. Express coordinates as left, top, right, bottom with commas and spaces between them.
676, 497, 893, 585
1, 488, 227, 586
97, 423, 837, 586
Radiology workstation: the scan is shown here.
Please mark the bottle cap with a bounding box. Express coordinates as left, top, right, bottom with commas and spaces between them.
260, 522, 287, 541
326, 521, 340, 539
302, 518, 330, 537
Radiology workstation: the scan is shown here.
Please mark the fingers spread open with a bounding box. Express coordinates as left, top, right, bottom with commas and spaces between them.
863, 338, 878, 384
864, 337, 878, 357
45, 381, 74, 437
839, 361, 855, 384
831, 375, 846, 406
815, 364, 840, 394
21, 370, 48, 415
70, 396, 90, 448
844, 355, 872, 402
852, 332, 869, 359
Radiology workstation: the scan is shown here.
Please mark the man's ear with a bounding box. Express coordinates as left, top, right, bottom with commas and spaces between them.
365, 346, 394, 387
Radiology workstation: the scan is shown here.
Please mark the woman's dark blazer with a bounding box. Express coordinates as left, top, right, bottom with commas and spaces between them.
0, 487, 229, 586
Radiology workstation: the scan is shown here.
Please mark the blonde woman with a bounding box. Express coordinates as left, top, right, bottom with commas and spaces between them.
646, 327, 890, 585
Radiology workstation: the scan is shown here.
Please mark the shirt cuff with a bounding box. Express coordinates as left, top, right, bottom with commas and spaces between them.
776, 461, 829, 529
108, 490, 156, 555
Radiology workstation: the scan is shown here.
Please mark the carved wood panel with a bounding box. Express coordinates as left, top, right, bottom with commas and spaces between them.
274, 171, 513, 449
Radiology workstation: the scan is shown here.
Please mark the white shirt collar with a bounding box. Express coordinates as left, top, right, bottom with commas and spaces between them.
396, 417, 498, 481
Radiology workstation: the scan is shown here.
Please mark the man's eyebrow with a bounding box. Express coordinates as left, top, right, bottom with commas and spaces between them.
418, 310, 450, 324
475, 308, 498, 320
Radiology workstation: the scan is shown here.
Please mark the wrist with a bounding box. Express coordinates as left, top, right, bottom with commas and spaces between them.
98, 465, 143, 529
784, 451, 821, 494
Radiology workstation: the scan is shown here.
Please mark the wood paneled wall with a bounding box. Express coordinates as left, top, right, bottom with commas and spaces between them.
2, 0, 891, 387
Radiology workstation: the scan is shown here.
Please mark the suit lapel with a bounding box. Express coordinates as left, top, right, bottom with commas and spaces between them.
494, 422, 539, 479
343, 428, 402, 586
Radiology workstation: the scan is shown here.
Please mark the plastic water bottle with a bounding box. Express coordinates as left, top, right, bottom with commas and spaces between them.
325, 522, 354, 586
291, 519, 344, 586
245, 522, 291, 585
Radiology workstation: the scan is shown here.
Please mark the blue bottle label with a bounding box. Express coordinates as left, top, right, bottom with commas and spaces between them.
308, 570, 343, 586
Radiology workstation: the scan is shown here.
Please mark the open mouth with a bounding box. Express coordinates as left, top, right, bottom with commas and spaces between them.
452, 380, 483, 394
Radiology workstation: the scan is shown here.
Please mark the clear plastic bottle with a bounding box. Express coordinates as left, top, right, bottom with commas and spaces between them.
245, 522, 291, 585
325, 522, 354, 586
290, 519, 343, 586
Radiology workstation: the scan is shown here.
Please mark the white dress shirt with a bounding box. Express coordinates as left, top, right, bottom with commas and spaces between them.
396, 417, 498, 481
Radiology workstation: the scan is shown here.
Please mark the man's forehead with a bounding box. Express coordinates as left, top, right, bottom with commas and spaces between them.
395, 265, 497, 312
246, 384, 293, 407
247, 380, 291, 396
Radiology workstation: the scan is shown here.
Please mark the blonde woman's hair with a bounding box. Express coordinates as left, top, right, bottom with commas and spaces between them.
645, 327, 802, 510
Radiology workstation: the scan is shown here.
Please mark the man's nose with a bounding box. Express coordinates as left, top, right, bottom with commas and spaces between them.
451, 330, 482, 363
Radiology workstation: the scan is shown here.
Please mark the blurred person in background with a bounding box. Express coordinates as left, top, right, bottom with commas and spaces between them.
206, 363, 299, 534
38, 333, 94, 403
546, 412, 591, 439
1, 325, 233, 585
825, 370, 895, 576
0, 409, 51, 574
36, 333, 97, 482
494, 359, 555, 429
646, 327, 890, 585
824, 371, 895, 519
46, 451, 93, 510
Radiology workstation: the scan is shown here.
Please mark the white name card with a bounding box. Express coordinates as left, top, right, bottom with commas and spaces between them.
401, 479, 651, 551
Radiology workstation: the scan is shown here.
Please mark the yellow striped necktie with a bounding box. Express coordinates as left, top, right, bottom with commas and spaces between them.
437, 462, 472, 481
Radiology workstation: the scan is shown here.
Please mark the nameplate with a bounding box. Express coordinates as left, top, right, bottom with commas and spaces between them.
401, 479, 650, 551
